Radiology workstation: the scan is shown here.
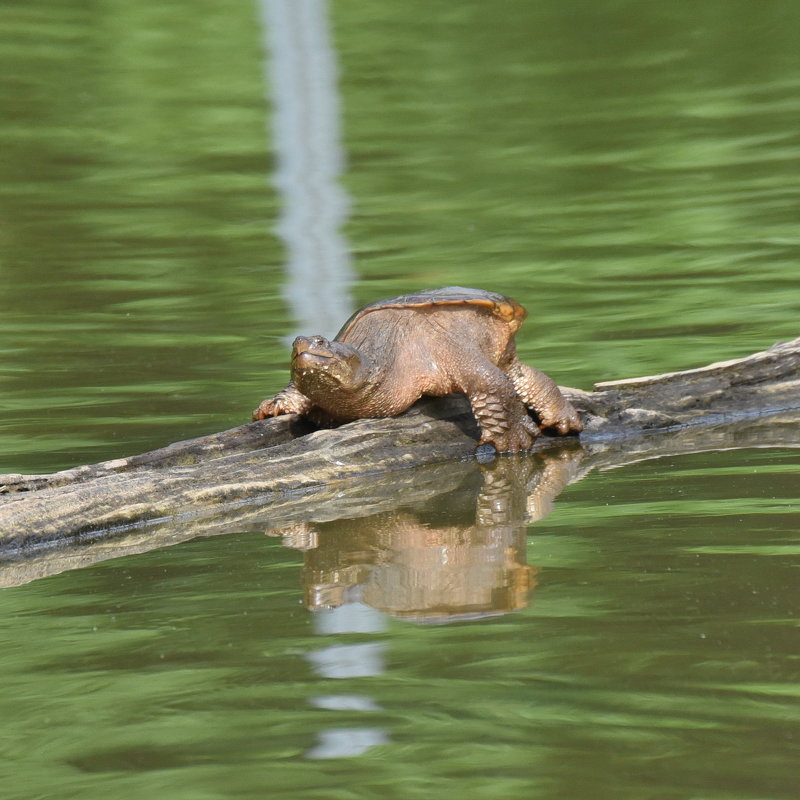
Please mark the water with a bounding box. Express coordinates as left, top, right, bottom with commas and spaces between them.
1, 448, 798, 798
1, 1, 799, 797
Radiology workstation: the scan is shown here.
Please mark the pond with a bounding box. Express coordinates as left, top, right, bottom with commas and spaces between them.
0, 1, 798, 798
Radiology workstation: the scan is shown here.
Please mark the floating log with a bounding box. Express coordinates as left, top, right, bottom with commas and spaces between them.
0, 336, 797, 586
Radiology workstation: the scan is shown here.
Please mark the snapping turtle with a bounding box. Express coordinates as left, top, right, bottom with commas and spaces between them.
252, 287, 582, 452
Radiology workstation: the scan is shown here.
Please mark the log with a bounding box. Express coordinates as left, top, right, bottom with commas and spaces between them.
0, 336, 797, 586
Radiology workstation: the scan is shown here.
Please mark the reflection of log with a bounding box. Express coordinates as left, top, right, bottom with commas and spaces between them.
0, 337, 798, 570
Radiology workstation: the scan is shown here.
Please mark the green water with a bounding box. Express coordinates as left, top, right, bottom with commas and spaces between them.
0, 1, 798, 798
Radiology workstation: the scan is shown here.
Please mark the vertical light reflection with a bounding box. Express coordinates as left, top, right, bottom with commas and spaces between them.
257, 0, 355, 338
303, 602, 391, 759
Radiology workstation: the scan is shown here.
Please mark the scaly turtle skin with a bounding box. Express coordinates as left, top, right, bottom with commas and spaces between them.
252, 287, 582, 452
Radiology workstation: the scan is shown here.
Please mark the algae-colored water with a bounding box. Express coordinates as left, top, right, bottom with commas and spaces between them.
0, 2, 798, 798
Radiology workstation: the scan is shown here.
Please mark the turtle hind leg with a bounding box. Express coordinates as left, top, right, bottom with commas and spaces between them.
508, 362, 583, 435
465, 368, 540, 453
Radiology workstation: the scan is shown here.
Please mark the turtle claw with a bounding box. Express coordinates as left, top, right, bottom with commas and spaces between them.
539, 405, 583, 435
252, 383, 313, 420
479, 414, 540, 454
252, 398, 282, 421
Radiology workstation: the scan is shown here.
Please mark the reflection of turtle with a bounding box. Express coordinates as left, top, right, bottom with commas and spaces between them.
253, 287, 582, 452
269, 450, 587, 622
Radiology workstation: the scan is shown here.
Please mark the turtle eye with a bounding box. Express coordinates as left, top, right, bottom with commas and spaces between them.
310, 335, 326, 347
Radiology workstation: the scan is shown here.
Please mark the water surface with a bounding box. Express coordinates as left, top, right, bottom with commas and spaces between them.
0, 1, 798, 797
1, 447, 798, 799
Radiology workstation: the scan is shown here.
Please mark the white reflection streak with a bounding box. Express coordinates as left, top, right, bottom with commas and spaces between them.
258, 0, 355, 338
305, 642, 385, 679
304, 603, 390, 759
305, 728, 390, 760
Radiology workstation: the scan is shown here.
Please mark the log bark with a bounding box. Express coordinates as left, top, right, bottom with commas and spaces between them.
0, 335, 797, 584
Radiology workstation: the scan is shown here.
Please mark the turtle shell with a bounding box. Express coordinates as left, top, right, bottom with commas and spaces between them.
335, 286, 526, 339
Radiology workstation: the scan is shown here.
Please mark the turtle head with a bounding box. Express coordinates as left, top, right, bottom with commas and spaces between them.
290, 335, 369, 401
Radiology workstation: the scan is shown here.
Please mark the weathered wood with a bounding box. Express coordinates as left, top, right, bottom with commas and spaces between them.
0, 336, 797, 573
0, 414, 315, 494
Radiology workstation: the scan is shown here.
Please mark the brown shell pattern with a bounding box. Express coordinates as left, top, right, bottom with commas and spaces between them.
336, 286, 526, 339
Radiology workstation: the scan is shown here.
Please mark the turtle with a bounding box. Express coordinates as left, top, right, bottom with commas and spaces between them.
252, 286, 583, 452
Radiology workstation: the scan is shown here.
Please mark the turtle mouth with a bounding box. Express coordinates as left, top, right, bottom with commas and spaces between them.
293, 350, 333, 367
292, 336, 335, 364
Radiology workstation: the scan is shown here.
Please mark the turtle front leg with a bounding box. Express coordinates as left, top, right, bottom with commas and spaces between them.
466, 371, 540, 453
508, 362, 583, 435
252, 382, 313, 421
